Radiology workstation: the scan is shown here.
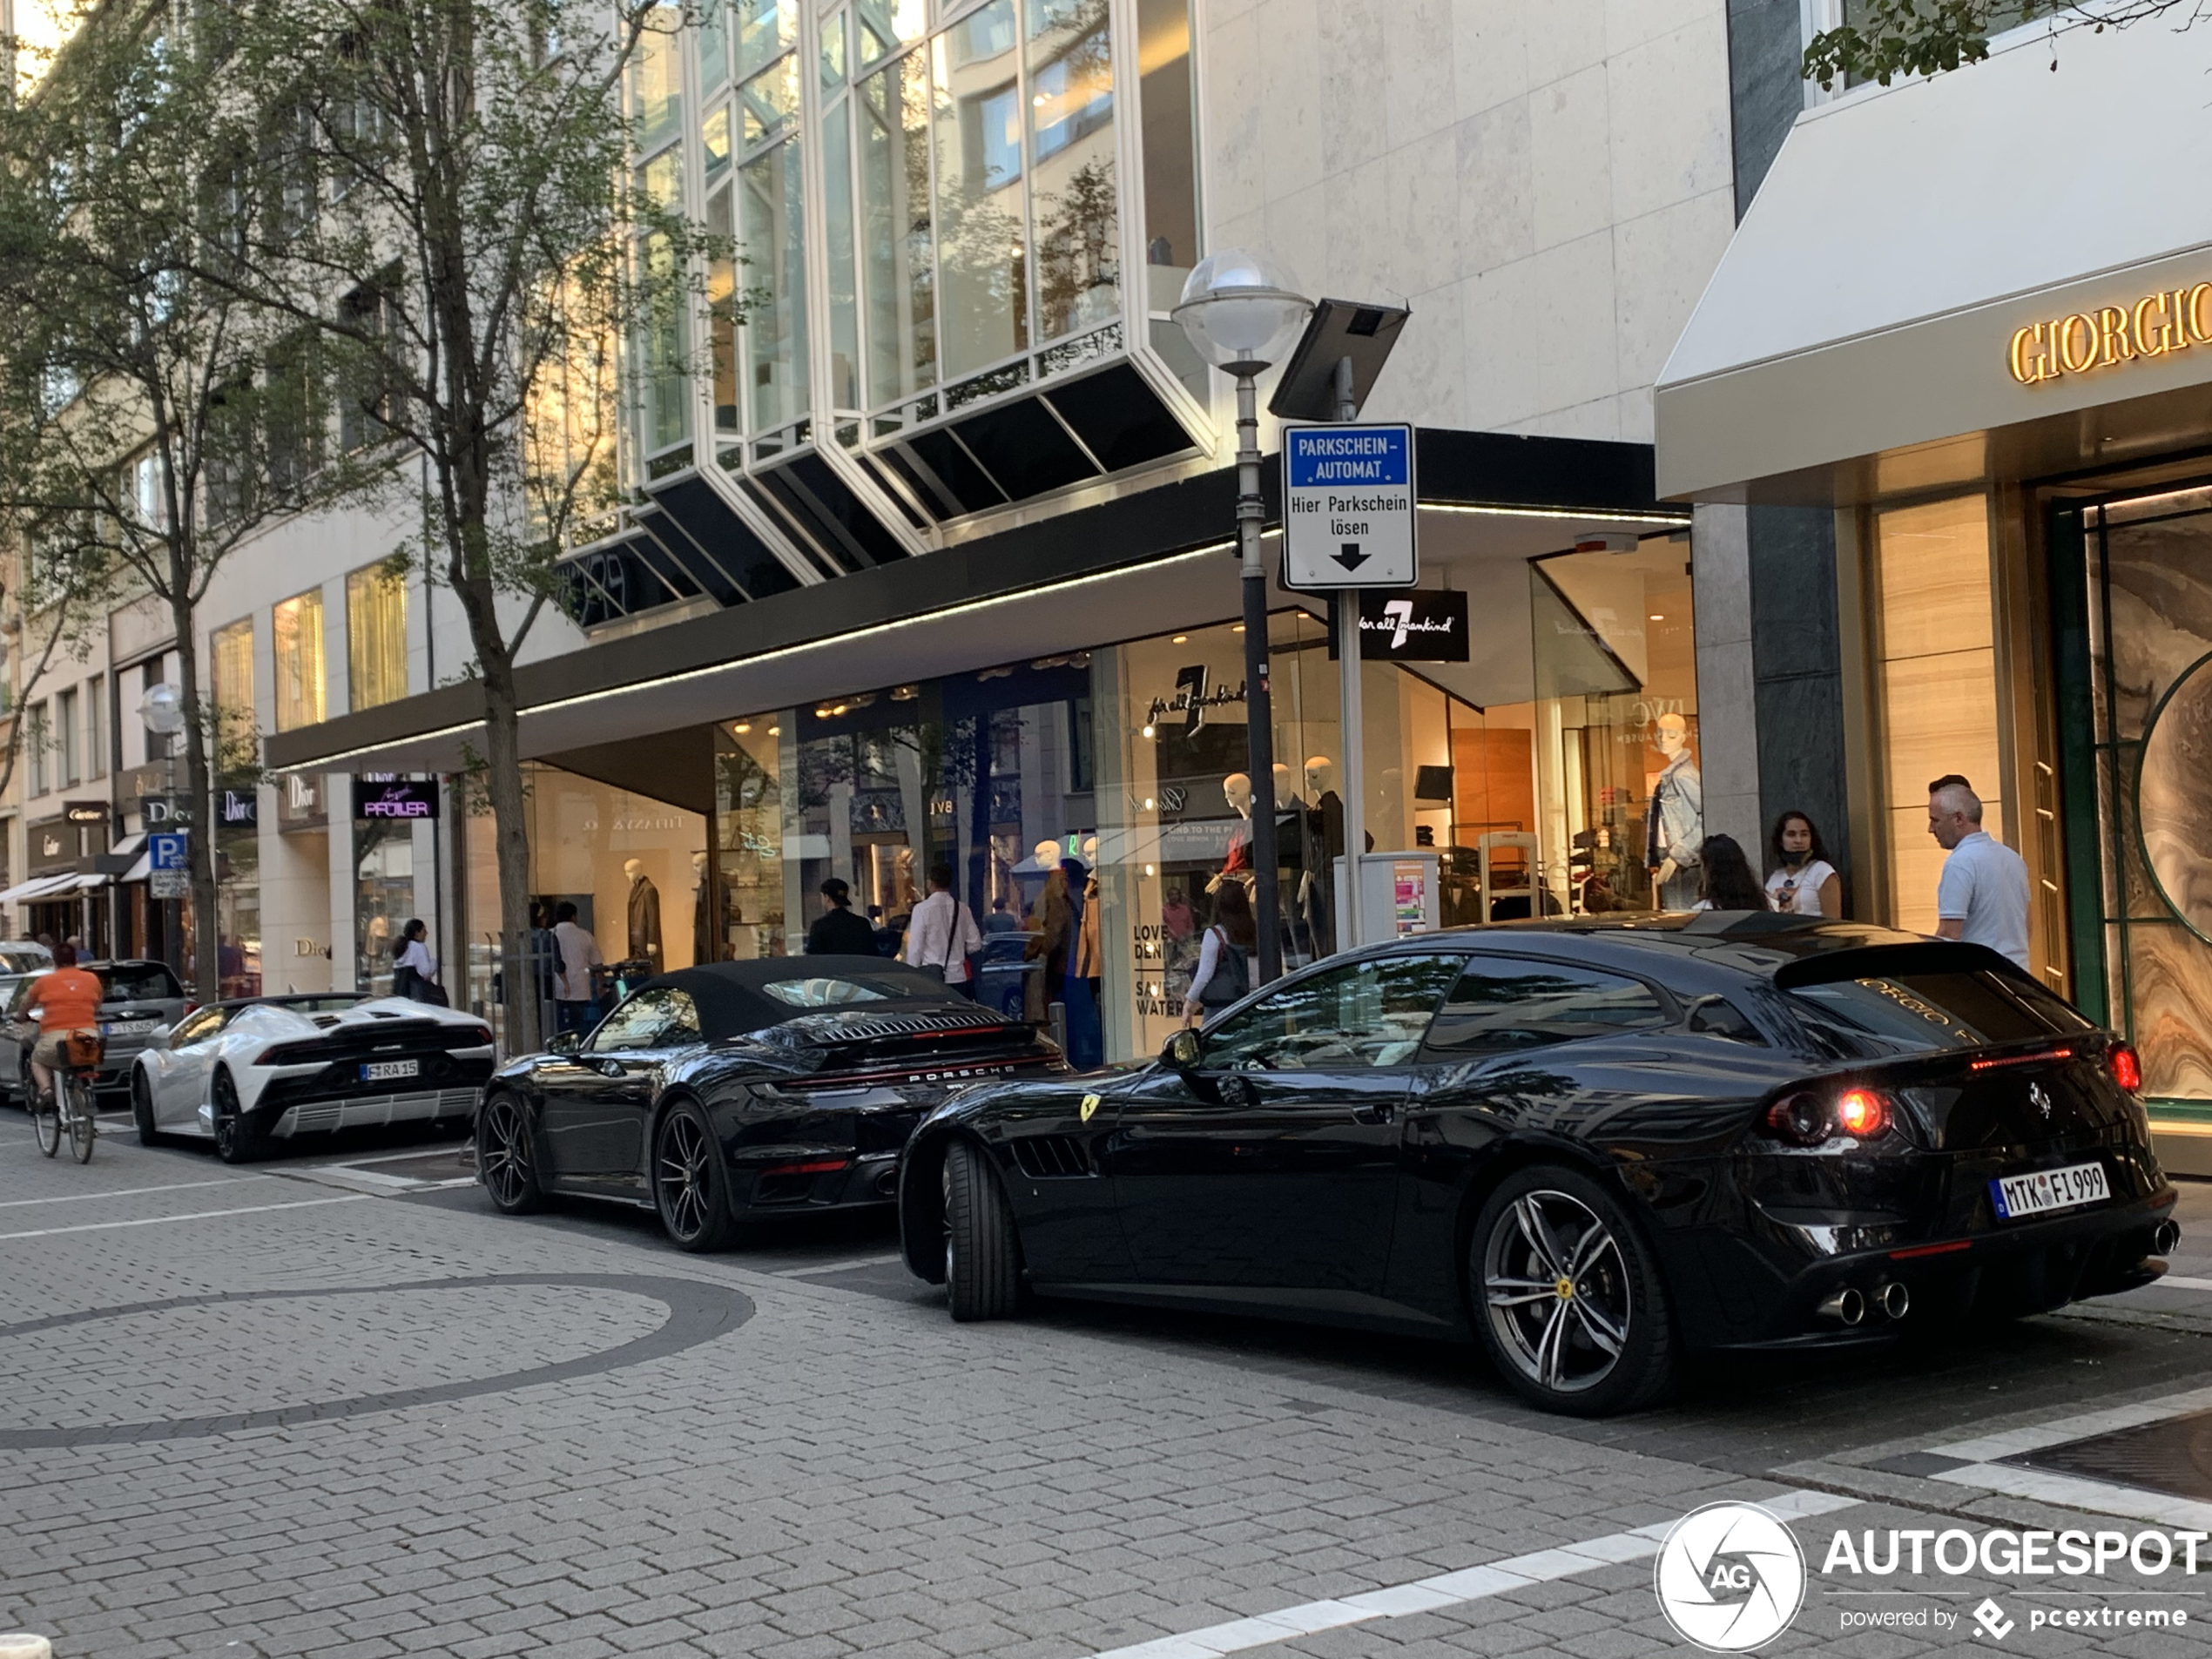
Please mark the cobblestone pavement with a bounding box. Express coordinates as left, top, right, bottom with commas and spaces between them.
10, 1116, 2212, 1657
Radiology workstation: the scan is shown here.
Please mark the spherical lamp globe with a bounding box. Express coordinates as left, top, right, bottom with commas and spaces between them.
1171, 250, 1312, 373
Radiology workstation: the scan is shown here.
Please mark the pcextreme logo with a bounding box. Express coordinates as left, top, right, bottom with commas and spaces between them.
1654, 1503, 1807, 1652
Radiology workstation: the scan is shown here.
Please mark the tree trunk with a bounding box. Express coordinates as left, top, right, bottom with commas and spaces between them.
172, 584, 220, 1002
477, 643, 539, 1053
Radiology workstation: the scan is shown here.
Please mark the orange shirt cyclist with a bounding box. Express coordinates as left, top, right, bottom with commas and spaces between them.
24, 945, 104, 1105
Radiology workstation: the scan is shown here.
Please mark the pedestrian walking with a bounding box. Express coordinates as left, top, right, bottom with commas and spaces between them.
1927, 774, 2031, 968
1689, 835, 1767, 911
1183, 880, 1255, 1025
392, 919, 448, 1005
905, 864, 984, 999
551, 901, 606, 1035
1765, 811, 1842, 917
806, 877, 880, 955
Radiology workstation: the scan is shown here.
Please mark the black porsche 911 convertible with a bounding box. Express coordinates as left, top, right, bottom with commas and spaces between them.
476, 958, 1062, 1249
896, 916, 2180, 1416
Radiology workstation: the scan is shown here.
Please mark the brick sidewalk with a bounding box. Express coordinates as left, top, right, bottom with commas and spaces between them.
3, 1130, 2210, 1658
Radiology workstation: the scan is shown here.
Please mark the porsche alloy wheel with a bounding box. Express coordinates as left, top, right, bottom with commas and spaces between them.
942, 1140, 1022, 1322
477, 1095, 545, 1215
653, 1103, 737, 1252
1472, 1168, 1672, 1416
212, 1071, 266, 1164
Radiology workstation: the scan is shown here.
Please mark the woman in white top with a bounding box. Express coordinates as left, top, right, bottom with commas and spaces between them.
393, 917, 441, 1000
1765, 812, 1842, 918
1182, 880, 1257, 1027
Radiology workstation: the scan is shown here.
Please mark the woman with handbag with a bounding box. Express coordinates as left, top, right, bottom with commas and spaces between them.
1182, 880, 1256, 1028
392, 919, 449, 1006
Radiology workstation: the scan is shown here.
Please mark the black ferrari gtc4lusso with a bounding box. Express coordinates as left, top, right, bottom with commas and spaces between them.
477, 959, 1062, 1249
896, 917, 2178, 1415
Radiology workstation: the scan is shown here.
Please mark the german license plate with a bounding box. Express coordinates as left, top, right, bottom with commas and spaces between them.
105, 1020, 155, 1037
361, 1059, 420, 1082
1990, 1160, 2109, 1221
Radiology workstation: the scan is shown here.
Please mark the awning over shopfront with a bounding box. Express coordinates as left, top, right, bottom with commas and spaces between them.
1655, 19, 2212, 504
0, 873, 80, 904
264, 431, 1686, 778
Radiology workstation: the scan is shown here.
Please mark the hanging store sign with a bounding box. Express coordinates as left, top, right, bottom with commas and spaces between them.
219, 788, 258, 827
63, 799, 107, 826
1326, 590, 1470, 663
279, 772, 327, 830
354, 778, 440, 820
2008, 281, 2212, 384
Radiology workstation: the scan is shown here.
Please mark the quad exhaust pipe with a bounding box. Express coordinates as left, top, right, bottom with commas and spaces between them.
1817, 1282, 1911, 1325
1817, 1287, 1866, 1326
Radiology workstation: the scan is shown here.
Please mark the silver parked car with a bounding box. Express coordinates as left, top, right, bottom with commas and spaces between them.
2, 958, 186, 1107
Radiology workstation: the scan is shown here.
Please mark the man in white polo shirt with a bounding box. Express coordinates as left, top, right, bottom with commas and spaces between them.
1927, 774, 2031, 969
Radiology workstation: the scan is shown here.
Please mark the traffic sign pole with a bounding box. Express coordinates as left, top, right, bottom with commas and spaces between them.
1332, 361, 1367, 950
1235, 370, 1282, 989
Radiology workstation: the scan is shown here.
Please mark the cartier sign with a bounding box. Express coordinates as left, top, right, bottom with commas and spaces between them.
2008, 282, 2212, 384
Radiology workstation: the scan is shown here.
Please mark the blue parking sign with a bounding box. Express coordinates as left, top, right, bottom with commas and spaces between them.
148, 832, 188, 872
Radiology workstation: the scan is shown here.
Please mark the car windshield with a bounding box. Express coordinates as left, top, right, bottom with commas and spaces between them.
0, 948, 50, 974
759, 970, 948, 1008
99, 963, 183, 1002
1787, 969, 2092, 1055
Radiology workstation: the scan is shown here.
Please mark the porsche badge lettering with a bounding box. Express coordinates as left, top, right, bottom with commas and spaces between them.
1080, 1093, 1101, 1123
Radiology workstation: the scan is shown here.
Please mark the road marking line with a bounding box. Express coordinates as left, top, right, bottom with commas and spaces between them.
776, 1254, 904, 1278
1932, 1460, 2212, 1530
1929, 1382, 2212, 1464
0, 1176, 271, 1210
0, 1193, 370, 1240
295, 1145, 473, 1169
2147, 1273, 2212, 1291
1083, 1489, 1860, 1659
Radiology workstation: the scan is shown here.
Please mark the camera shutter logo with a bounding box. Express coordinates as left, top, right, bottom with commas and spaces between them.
1653, 1502, 1805, 1651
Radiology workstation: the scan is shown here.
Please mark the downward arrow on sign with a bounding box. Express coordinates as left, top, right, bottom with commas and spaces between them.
1334, 543, 1369, 572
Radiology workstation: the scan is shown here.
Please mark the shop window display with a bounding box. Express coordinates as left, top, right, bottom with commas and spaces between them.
2080, 483, 2212, 1103
1528, 546, 1702, 916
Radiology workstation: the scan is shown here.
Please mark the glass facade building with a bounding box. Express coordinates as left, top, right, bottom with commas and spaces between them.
569, 0, 1206, 625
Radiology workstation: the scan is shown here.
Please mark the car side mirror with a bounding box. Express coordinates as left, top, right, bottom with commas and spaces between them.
150, 1025, 172, 1048
548, 1029, 582, 1055
1162, 1028, 1204, 1071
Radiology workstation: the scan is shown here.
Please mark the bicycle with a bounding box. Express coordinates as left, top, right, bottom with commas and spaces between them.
31, 1032, 103, 1164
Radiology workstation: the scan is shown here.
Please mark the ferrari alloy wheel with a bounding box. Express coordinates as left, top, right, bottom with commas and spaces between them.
653, 1103, 738, 1251
476, 1095, 545, 1215
212, 1071, 266, 1164
1471, 1166, 1673, 1416
943, 1139, 1022, 1322
133, 1071, 165, 1148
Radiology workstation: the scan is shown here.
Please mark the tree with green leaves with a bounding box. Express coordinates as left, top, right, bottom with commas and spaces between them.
198, 0, 710, 1049
0, 5, 380, 996
1804, 1, 2184, 90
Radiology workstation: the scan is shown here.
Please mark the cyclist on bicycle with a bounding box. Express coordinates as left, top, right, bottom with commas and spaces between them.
24, 945, 103, 1109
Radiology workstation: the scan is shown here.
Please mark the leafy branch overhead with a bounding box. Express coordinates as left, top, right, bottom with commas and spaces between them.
1802, 0, 2193, 89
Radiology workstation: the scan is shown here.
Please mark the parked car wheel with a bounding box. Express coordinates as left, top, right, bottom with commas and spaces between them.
476, 1093, 545, 1215
132, 1071, 166, 1148
212, 1070, 267, 1164
943, 1139, 1022, 1322
652, 1102, 738, 1252
1469, 1165, 1674, 1417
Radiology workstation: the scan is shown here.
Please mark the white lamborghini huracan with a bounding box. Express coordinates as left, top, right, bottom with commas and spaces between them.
132, 993, 497, 1163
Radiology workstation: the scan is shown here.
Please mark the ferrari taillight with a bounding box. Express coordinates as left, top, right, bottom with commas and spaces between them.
1761, 1086, 1895, 1147
2111, 1042, 2143, 1095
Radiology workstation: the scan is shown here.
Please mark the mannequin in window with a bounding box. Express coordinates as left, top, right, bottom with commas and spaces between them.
1211, 772, 1253, 894
625, 858, 663, 964
1647, 713, 1704, 911
692, 850, 737, 966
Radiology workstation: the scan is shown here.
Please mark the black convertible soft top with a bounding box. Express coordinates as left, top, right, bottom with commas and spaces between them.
646, 957, 974, 1039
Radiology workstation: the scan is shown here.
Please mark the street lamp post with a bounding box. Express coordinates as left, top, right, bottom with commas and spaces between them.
1172, 252, 1312, 988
